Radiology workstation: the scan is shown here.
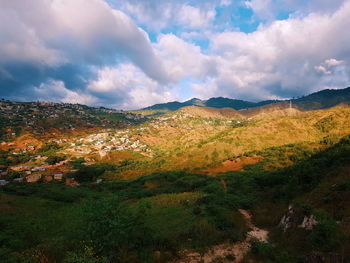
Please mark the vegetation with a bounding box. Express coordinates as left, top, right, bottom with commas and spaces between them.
73, 163, 118, 183
0, 97, 349, 262
46, 155, 66, 165
1, 134, 349, 262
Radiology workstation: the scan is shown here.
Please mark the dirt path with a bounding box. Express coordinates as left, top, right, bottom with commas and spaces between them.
173, 209, 268, 263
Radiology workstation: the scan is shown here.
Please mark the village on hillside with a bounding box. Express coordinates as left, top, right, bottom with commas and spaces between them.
0, 100, 152, 186
0, 99, 146, 140
0, 101, 249, 187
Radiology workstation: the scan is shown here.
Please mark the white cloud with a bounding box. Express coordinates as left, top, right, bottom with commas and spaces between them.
324, 58, 344, 67
177, 5, 215, 29
204, 1, 350, 100
0, 0, 168, 83
190, 78, 219, 99
112, 0, 218, 31
315, 59, 345, 75
155, 34, 217, 83
245, 0, 275, 20
246, 0, 348, 20
87, 64, 178, 109
34, 79, 96, 105
0, 5, 66, 67
314, 65, 331, 75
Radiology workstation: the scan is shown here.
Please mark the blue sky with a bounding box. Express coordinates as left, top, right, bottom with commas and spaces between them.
0, 0, 349, 109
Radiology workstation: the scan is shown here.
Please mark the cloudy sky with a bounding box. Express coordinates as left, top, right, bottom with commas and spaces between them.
1, 0, 350, 109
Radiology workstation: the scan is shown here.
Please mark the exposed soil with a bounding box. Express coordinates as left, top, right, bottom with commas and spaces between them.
0, 134, 43, 152
173, 209, 268, 263
201, 156, 263, 176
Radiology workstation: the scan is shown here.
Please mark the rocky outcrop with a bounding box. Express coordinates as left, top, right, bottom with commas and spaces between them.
279, 205, 318, 232
299, 215, 318, 230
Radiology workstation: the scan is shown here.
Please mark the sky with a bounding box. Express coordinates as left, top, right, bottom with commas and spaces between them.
0, 0, 350, 109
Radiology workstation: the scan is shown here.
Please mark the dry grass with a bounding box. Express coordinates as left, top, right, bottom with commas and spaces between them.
109, 105, 350, 177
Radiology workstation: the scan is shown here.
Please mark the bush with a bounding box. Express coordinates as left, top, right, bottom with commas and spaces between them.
69, 157, 85, 169
73, 197, 152, 261
38, 142, 61, 155
0, 150, 9, 166
310, 210, 342, 252
74, 163, 117, 183
46, 155, 66, 165
64, 250, 108, 263
251, 241, 273, 257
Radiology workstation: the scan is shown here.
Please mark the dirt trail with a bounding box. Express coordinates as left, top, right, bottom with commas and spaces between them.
173, 209, 268, 263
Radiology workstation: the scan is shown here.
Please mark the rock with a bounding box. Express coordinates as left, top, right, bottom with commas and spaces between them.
279, 205, 319, 232
299, 215, 318, 230
279, 205, 295, 232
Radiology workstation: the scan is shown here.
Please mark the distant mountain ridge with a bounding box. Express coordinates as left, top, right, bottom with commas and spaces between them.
142, 87, 350, 111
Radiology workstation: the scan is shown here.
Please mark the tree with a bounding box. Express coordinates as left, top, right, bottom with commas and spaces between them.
74, 197, 152, 262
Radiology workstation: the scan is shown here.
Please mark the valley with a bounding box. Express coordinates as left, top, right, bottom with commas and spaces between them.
0, 88, 350, 263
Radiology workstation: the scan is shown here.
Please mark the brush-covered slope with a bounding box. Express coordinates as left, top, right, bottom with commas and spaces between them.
91, 105, 350, 178
293, 86, 350, 110
179, 106, 243, 119
1, 123, 349, 263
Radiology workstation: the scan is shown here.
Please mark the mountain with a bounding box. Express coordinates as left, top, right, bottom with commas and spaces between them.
292, 86, 350, 110
141, 97, 205, 111
141, 97, 273, 111
141, 87, 350, 112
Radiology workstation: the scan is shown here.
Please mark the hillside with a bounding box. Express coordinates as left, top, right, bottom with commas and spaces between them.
0, 98, 349, 263
141, 87, 350, 113
0, 100, 146, 140
141, 97, 276, 112
292, 86, 350, 110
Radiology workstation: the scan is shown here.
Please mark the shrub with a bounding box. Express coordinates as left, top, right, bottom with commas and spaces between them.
64, 250, 108, 263
251, 241, 273, 257
74, 163, 117, 183
46, 155, 66, 165
70, 157, 85, 169
73, 197, 152, 261
38, 142, 61, 155
310, 210, 342, 252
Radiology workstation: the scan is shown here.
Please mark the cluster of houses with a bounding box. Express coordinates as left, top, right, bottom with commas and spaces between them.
154, 113, 193, 122
0, 160, 79, 187
148, 112, 245, 130
5, 142, 37, 154
0, 99, 147, 140
66, 130, 150, 158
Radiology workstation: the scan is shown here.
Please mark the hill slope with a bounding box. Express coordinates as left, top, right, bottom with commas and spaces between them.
0, 98, 350, 263
141, 87, 350, 112
142, 97, 278, 111
293, 86, 350, 110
